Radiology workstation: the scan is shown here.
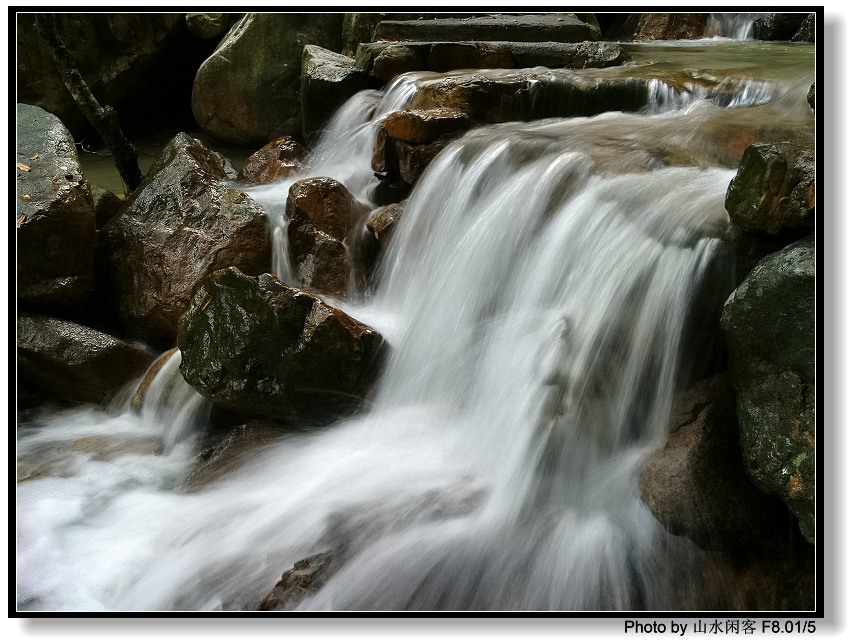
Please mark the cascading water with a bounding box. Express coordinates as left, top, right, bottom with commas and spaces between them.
16, 38, 815, 612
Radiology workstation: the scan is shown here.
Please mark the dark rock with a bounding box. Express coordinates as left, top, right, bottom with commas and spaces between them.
97, 132, 271, 345
720, 236, 815, 543
192, 13, 344, 146
285, 177, 370, 296
177, 268, 387, 423
607, 13, 709, 41
258, 551, 335, 611
17, 14, 185, 137
512, 40, 630, 69
16, 103, 95, 313
792, 14, 815, 43
640, 376, 789, 552
375, 14, 600, 43
237, 136, 307, 185
89, 183, 124, 229
17, 312, 155, 407
185, 13, 240, 39
753, 13, 809, 41
301, 45, 372, 142
342, 13, 489, 57
396, 132, 464, 186
725, 142, 815, 236
366, 202, 406, 251
370, 44, 424, 84
409, 73, 531, 123
807, 82, 815, 111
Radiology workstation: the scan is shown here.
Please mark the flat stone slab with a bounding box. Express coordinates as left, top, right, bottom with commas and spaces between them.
374, 14, 600, 43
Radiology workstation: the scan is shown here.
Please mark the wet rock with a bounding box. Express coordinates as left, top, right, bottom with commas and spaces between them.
753, 13, 809, 41
301, 45, 372, 142
17, 312, 155, 407
720, 236, 815, 543
97, 132, 271, 345
185, 13, 239, 39
192, 13, 343, 146
89, 184, 124, 229
396, 132, 464, 186
177, 268, 387, 423
357, 40, 630, 83
130, 348, 178, 413
237, 136, 307, 185
366, 202, 406, 251
792, 14, 815, 43
807, 82, 815, 111
258, 552, 335, 611
375, 14, 600, 43
342, 13, 488, 57
17, 14, 184, 136
286, 177, 370, 296
16, 104, 95, 313
725, 142, 815, 236
409, 73, 531, 123
607, 13, 709, 41
640, 376, 789, 552
383, 108, 471, 144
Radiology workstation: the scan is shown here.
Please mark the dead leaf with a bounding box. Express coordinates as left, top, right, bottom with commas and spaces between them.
16, 162, 31, 172
117, 194, 126, 200
21, 194, 32, 201
201, 298, 212, 311
17, 213, 26, 225
29, 153, 39, 160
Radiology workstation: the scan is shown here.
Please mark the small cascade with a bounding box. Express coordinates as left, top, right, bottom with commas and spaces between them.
706, 13, 766, 40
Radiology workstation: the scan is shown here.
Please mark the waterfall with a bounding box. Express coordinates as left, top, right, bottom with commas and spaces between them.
706, 13, 766, 40
16, 40, 814, 612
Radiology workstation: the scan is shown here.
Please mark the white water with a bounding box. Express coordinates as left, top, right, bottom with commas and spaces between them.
16, 39, 814, 612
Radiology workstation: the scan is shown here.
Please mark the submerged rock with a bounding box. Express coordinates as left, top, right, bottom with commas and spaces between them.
97, 133, 271, 345
16, 104, 95, 313
258, 552, 335, 611
237, 136, 307, 185
17, 312, 155, 407
177, 268, 386, 423
192, 13, 343, 145
721, 236, 815, 543
725, 142, 815, 236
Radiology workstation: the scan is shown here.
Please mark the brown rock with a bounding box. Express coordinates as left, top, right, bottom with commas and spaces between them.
237, 136, 307, 185
383, 108, 471, 144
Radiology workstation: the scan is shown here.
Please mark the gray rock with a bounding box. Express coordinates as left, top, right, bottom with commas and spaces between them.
185, 13, 239, 39
192, 13, 343, 146
17, 312, 155, 407
177, 268, 387, 423
753, 13, 809, 41
97, 132, 271, 345
16, 104, 95, 312
721, 236, 815, 543
301, 45, 372, 142
725, 142, 815, 236
792, 14, 815, 43
807, 82, 815, 111
375, 14, 600, 43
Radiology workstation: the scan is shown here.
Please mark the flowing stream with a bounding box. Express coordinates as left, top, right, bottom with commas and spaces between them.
17, 38, 815, 611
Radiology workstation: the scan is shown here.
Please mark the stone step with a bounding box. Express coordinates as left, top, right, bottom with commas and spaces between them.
356, 40, 630, 82
374, 14, 600, 44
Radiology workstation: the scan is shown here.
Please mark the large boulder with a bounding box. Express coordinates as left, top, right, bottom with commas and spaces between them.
753, 13, 810, 41
301, 45, 372, 142
16, 103, 95, 312
606, 13, 709, 41
97, 132, 271, 345
286, 177, 370, 297
192, 13, 343, 146
374, 14, 601, 43
177, 268, 387, 423
720, 236, 815, 543
724, 142, 815, 236
185, 13, 241, 40
640, 376, 788, 552
17, 312, 155, 407
17, 14, 186, 137
792, 14, 815, 43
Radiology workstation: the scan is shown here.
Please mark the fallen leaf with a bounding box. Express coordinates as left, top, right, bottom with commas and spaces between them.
117, 194, 126, 200
201, 298, 212, 311
17, 213, 26, 225
21, 194, 32, 201
16, 162, 31, 172
29, 154, 39, 160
